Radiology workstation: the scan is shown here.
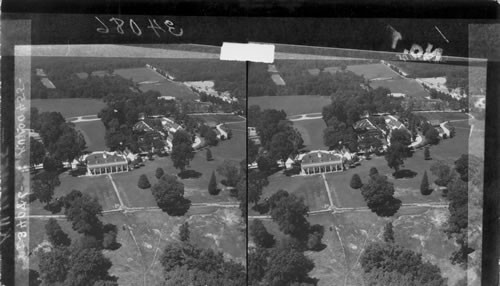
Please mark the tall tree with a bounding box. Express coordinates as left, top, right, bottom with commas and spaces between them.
361, 174, 401, 217
179, 222, 190, 242
206, 148, 213, 161
269, 191, 310, 240
249, 219, 275, 248
248, 247, 268, 285
248, 171, 268, 206
350, 174, 363, 189
171, 130, 194, 173
45, 218, 71, 247
30, 137, 46, 166
208, 171, 218, 195
138, 174, 151, 189
385, 142, 408, 172
454, 154, 469, 182
62, 190, 103, 235
38, 247, 70, 285
430, 161, 455, 187
155, 167, 165, 179
383, 222, 395, 243
216, 160, 240, 187
360, 242, 446, 286
65, 248, 117, 286
151, 174, 191, 216
263, 245, 315, 286
420, 171, 431, 195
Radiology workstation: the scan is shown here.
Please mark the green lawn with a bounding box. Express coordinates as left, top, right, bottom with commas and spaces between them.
188, 114, 245, 124
347, 63, 398, 80
293, 118, 327, 151
327, 154, 448, 208
419, 111, 470, 122
30, 98, 106, 118
74, 120, 107, 151
114, 67, 166, 83
139, 81, 198, 100
248, 95, 331, 116
29, 173, 120, 215
370, 78, 429, 98
258, 173, 330, 212
113, 123, 245, 206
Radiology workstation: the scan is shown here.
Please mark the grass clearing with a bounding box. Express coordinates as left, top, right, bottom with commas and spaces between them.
188, 114, 245, 124
258, 173, 329, 212
370, 78, 429, 98
138, 81, 198, 100
293, 118, 327, 151
419, 111, 470, 122
248, 95, 330, 116
114, 67, 166, 83
74, 120, 107, 151
347, 63, 398, 80
113, 123, 245, 206
30, 98, 106, 118
29, 173, 120, 215
27, 208, 245, 286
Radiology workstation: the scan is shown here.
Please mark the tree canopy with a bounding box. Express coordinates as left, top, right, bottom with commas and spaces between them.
151, 174, 191, 216
360, 242, 446, 286
360, 174, 401, 217
171, 130, 195, 173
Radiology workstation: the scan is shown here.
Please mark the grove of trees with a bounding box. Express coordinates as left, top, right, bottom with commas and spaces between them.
151, 174, 191, 216
360, 174, 402, 217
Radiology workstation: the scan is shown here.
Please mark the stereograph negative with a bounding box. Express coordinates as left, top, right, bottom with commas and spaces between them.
0, 10, 498, 286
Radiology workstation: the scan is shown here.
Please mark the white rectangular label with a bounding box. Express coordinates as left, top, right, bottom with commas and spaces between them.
220, 42, 275, 63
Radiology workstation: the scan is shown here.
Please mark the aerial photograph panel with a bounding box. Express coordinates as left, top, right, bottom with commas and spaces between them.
247, 51, 485, 286
16, 44, 247, 286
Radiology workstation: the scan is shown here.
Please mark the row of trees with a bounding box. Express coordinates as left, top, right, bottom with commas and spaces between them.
160, 223, 246, 285
30, 108, 87, 166
248, 106, 304, 164
248, 191, 322, 285
36, 190, 120, 286
360, 223, 447, 286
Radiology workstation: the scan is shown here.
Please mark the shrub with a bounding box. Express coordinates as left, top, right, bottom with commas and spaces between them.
155, 167, 164, 179
206, 148, 213, 161
369, 167, 379, 178
138, 174, 151, 189
350, 174, 363, 189
424, 147, 431, 160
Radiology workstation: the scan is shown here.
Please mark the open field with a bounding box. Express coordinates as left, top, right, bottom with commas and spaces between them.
293, 118, 326, 151
26, 208, 245, 286
113, 122, 245, 206
370, 78, 429, 98
256, 173, 330, 212
259, 207, 462, 286
30, 98, 106, 118
114, 67, 199, 100
248, 95, 330, 116
114, 67, 166, 83
74, 120, 107, 151
188, 114, 245, 124
346, 63, 397, 80
138, 82, 198, 100
418, 111, 470, 122
29, 173, 119, 215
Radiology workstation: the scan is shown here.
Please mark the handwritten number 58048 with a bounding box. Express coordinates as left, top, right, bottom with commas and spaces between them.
95, 16, 183, 38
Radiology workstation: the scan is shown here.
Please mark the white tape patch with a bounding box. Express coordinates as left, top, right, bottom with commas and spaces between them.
220, 42, 275, 63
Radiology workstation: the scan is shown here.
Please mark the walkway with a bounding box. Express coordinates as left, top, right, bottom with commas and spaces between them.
108, 174, 126, 209
288, 113, 323, 122
321, 173, 339, 209
67, 114, 100, 123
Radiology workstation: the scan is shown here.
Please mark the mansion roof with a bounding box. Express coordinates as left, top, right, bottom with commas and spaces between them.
86, 152, 128, 168
301, 150, 344, 168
